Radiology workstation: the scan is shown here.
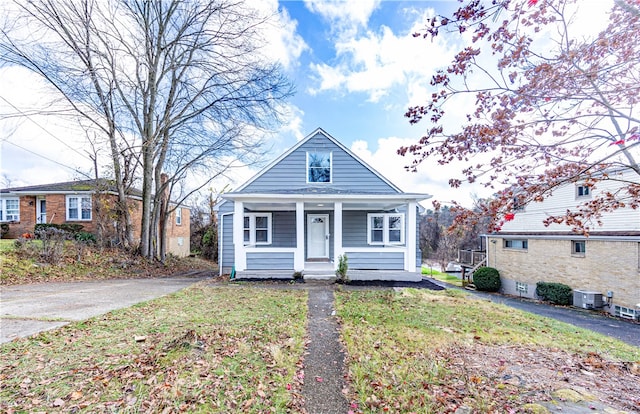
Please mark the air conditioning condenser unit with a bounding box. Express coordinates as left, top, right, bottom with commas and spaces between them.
573, 290, 603, 310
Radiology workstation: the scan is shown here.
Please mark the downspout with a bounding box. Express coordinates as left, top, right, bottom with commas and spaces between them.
219, 212, 233, 277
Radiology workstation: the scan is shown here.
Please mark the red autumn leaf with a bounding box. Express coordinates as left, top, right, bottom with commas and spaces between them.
504, 213, 515, 221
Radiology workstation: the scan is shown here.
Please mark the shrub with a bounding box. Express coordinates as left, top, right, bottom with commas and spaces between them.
35, 227, 70, 264
0, 223, 9, 238
292, 271, 304, 281
335, 254, 349, 284
34, 223, 84, 236
536, 282, 573, 305
75, 231, 97, 243
472, 266, 501, 292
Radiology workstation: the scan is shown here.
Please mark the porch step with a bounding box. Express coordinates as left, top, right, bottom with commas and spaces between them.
304, 273, 337, 281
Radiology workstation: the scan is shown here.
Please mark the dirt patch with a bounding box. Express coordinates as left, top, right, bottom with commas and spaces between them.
437, 343, 640, 413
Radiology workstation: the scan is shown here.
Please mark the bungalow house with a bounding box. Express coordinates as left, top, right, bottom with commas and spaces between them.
216, 128, 430, 280
487, 168, 640, 319
0, 179, 190, 257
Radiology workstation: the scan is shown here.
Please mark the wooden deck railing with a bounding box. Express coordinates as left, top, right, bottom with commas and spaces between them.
457, 250, 487, 267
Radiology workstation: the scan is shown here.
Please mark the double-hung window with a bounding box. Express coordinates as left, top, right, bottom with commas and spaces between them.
66, 195, 92, 221
175, 208, 182, 225
243, 213, 272, 246
367, 213, 404, 245
576, 184, 591, 198
307, 151, 332, 183
0, 198, 20, 222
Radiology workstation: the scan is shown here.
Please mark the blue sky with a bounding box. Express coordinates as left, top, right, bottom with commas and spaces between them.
0, 1, 495, 207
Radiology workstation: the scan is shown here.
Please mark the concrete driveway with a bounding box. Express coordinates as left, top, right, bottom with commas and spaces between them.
0, 277, 202, 343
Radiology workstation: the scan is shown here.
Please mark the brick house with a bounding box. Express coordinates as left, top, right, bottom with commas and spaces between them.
487, 169, 640, 319
0, 179, 190, 257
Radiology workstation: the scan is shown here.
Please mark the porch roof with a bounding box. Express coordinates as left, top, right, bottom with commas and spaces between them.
222, 191, 429, 209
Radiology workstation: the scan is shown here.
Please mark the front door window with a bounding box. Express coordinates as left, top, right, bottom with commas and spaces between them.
37, 198, 46, 224
307, 214, 329, 258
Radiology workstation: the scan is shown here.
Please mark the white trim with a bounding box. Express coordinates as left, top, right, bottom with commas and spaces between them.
0, 198, 20, 222
367, 213, 405, 245
224, 193, 429, 202
233, 201, 246, 271
406, 201, 417, 271
243, 212, 272, 246
307, 213, 330, 258
245, 247, 296, 253
334, 202, 343, 265
66, 195, 92, 221
295, 201, 305, 271
342, 247, 405, 253
306, 151, 333, 184
36, 197, 46, 224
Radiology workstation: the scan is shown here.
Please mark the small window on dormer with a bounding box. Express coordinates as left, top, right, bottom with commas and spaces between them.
307, 152, 331, 183
576, 185, 590, 198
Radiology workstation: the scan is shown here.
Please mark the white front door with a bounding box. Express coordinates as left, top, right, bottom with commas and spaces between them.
36, 198, 46, 224
307, 214, 329, 259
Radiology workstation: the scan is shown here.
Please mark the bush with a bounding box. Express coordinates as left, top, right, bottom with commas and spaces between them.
335, 254, 349, 284
536, 282, 573, 305
75, 231, 97, 243
472, 266, 501, 292
1, 223, 8, 238
35, 223, 84, 235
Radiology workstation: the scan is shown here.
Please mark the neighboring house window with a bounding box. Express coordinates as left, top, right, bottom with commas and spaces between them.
175, 208, 182, 225
572, 240, 586, 256
0, 198, 20, 222
576, 185, 590, 198
504, 239, 528, 250
66, 195, 92, 221
367, 213, 404, 245
243, 213, 272, 245
307, 151, 332, 183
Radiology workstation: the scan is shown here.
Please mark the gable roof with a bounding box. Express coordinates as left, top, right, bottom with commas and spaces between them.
235, 127, 403, 193
1, 179, 143, 198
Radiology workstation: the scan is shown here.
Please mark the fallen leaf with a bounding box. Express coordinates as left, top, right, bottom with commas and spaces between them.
316, 376, 323, 382
70, 390, 83, 400
53, 398, 65, 407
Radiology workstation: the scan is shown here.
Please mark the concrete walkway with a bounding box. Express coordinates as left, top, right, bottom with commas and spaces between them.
0, 277, 202, 343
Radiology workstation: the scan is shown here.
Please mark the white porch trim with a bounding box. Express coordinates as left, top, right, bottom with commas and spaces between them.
233, 201, 246, 271
334, 201, 343, 269
295, 201, 304, 271
406, 201, 417, 272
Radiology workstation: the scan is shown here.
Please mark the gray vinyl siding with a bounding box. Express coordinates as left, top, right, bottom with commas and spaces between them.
347, 252, 404, 270
218, 202, 235, 274
243, 132, 398, 193
343, 211, 368, 247
246, 252, 294, 270
272, 211, 296, 247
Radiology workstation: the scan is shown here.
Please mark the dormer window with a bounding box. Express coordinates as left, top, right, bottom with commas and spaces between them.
307, 152, 331, 183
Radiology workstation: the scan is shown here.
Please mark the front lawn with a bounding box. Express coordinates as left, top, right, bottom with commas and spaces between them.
336, 288, 640, 413
0, 284, 307, 412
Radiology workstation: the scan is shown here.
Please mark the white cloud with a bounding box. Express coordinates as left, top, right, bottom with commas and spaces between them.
304, 0, 381, 34
255, 0, 309, 71
351, 136, 494, 208
306, 7, 458, 104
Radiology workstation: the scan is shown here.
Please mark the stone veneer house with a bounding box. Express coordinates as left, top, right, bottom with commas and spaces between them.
216, 128, 430, 280
0, 179, 190, 257
488, 168, 640, 319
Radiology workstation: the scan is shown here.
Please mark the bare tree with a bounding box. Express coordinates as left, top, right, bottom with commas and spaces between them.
1, 0, 293, 259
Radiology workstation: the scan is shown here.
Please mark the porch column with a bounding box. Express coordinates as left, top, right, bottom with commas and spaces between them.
233, 201, 246, 271
295, 201, 304, 271
334, 201, 343, 268
405, 201, 417, 272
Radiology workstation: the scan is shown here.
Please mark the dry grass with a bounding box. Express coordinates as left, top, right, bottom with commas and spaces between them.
0, 284, 307, 413
336, 288, 640, 413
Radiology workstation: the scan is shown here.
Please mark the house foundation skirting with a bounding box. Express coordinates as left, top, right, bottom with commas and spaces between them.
235, 269, 421, 282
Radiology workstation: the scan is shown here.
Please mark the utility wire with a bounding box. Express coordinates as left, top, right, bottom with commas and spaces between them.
0, 95, 93, 162
2, 140, 93, 179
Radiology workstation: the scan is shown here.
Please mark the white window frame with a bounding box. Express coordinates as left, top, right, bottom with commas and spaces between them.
306, 151, 332, 184
175, 207, 182, 225
0, 198, 20, 222
576, 184, 591, 198
243, 213, 272, 246
571, 240, 586, 256
504, 239, 528, 250
66, 195, 92, 221
367, 213, 405, 245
